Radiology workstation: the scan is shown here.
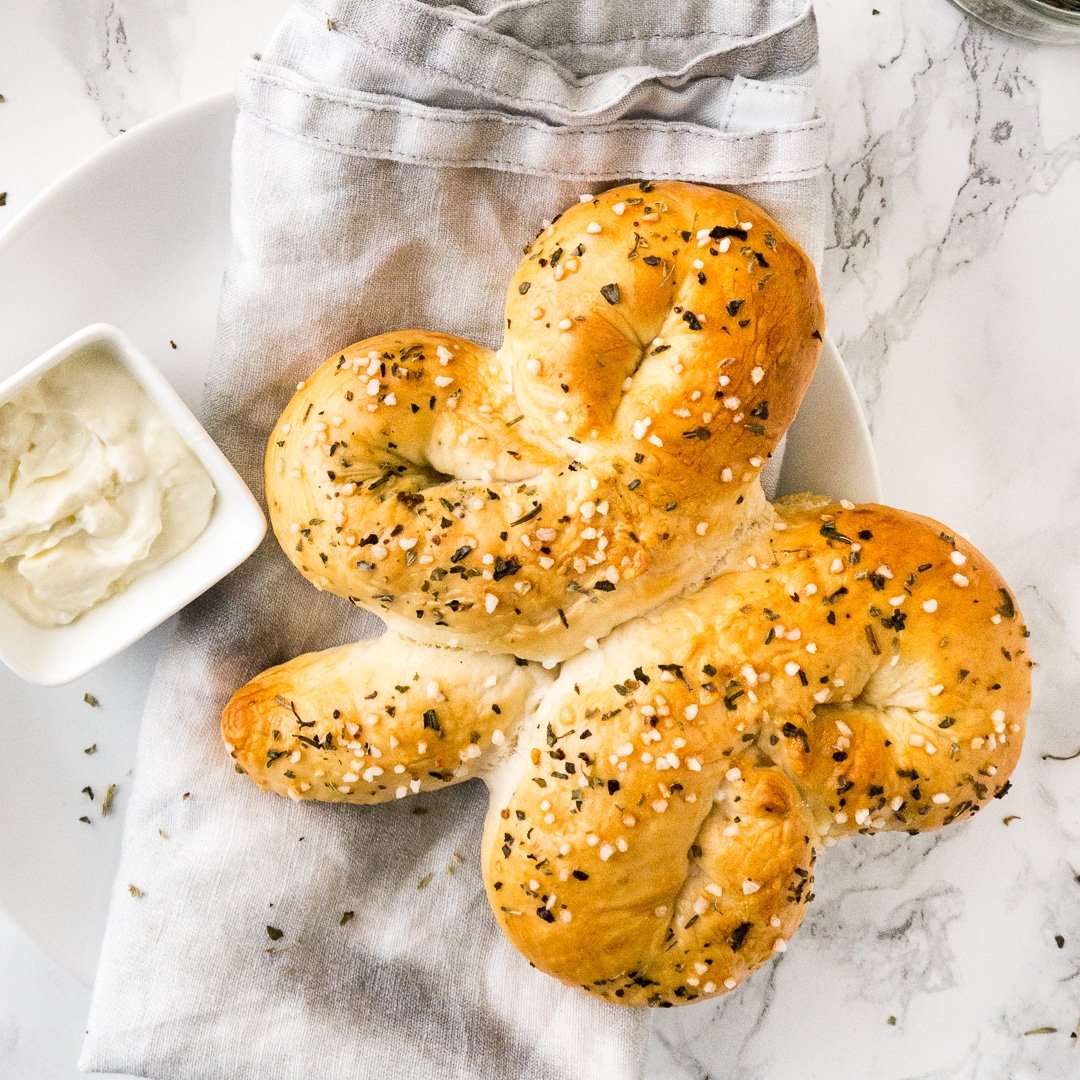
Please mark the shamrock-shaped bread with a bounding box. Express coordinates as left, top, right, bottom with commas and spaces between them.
224, 182, 1030, 1006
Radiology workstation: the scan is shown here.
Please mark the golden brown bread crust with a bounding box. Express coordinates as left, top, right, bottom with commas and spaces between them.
225, 181, 1031, 1008
264, 182, 823, 662
482, 499, 1029, 1004
224, 498, 1030, 1006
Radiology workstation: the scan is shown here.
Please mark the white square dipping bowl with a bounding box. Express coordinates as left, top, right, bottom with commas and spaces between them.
0, 323, 265, 684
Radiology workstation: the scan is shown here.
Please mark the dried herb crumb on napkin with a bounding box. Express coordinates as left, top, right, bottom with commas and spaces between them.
81, 2, 825, 1077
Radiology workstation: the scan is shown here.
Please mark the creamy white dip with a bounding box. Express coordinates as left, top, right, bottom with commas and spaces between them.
0, 347, 215, 627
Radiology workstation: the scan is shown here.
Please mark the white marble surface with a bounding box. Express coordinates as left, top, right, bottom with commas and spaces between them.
1, 2, 1078, 1078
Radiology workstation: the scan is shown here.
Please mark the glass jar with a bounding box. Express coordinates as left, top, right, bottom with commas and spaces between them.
947, 0, 1080, 42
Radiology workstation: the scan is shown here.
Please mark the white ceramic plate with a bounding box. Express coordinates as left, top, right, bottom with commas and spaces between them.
0, 90, 881, 987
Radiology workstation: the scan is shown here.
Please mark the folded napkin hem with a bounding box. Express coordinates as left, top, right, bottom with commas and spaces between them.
239, 63, 828, 185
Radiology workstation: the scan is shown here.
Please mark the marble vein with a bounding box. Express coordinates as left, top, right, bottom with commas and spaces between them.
1, 0, 1079, 1077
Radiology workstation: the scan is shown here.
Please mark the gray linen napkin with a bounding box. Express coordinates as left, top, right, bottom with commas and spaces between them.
81, 2, 826, 1077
